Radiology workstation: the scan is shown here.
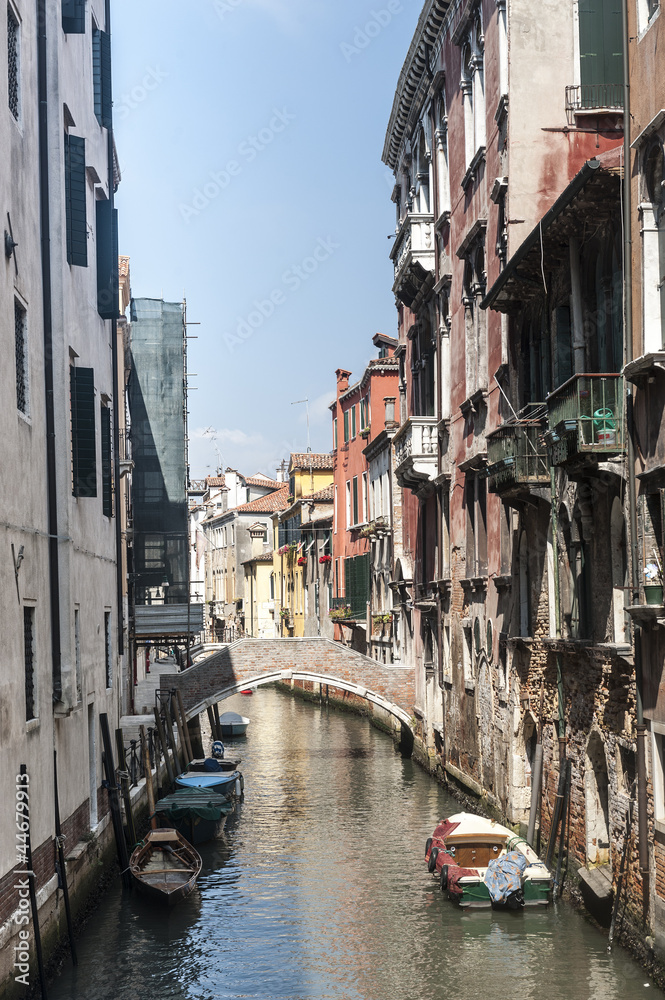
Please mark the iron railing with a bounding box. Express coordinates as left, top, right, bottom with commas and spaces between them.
565, 83, 624, 119
547, 374, 624, 460
487, 408, 549, 493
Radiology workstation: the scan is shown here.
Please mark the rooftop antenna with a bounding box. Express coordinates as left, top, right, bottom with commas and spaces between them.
291, 398, 311, 453
203, 426, 223, 474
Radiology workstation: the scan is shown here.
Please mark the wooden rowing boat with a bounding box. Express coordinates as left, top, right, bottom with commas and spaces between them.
130, 828, 202, 905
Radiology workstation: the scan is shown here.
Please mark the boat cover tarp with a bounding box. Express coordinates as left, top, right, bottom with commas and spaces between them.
154, 788, 233, 822
484, 850, 529, 904
431, 818, 460, 846
447, 866, 480, 896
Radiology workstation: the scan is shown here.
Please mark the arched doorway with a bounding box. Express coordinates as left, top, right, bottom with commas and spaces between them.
586, 732, 610, 865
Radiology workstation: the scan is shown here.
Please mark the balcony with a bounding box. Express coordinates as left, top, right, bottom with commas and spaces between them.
487, 408, 549, 498
390, 213, 435, 308
393, 416, 438, 497
565, 84, 623, 126
546, 374, 625, 467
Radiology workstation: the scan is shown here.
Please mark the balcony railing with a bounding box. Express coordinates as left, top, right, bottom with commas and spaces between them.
390, 213, 435, 307
565, 84, 623, 123
393, 415, 438, 496
487, 409, 549, 495
546, 374, 624, 464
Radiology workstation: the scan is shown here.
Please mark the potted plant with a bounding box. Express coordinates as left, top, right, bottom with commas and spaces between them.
644, 559, 663, 605
297, 556, 307, 566
319, 554, 332, 564
279, 607, 291, 622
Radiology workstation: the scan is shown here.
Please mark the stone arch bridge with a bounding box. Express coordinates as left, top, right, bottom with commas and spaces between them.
161, 638, 416, 734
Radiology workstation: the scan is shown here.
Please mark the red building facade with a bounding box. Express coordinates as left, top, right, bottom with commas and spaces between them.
330, 334, 398, 651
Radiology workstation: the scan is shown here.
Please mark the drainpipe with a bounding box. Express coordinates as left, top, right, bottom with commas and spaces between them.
37, 0, 62, 702
622, 0, 649, 878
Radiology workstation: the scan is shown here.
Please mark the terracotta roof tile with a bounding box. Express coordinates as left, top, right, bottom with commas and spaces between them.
205, 475, 226, 487
234, 487, 290, 514
243, 475, 282, 488
242, 552, 274, 565
309, 485, 334, 501
289, 452, 334, 471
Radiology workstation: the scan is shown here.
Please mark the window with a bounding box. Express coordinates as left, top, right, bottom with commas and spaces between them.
362, 472, 368, 523
74, 608, 82, 704
343, 410, 349, 443
7, 5, 19, 121
71, 366, 97, 497
104, 611, 112, 688
14, 299, 28, 415
333, 418, 337, 451
346, 481, 351, 528
343, 553, 370, 618
352, 476, 358, 526
462, 240, 488, 398
465, 473, 487, 577
459, 11, 485, 171
143, 534, 165, 571
578, 0, 623, 93
62, 0, 85, 33
101, 403, 112, 517
652, 729, 665, 823
95, 200, 118, 318
351, 405, 356, 439
92, 25, 112, 128
24, 606, 35, 721
65, 134, 88, 266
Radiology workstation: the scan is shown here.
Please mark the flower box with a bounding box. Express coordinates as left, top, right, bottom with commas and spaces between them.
297, 557, 307, 566
319, 555, 332, 564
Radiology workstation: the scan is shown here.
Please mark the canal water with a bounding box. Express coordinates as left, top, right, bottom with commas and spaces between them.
50, 687, 661, 1000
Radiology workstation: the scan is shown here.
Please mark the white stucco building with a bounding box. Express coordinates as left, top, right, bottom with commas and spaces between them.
1, 1, 123, 986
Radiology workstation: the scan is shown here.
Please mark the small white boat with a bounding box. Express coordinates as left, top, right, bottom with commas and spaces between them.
425, 812, 552, 908
218, 711, 250, 737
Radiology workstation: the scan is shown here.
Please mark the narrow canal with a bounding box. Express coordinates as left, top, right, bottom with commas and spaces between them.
50, 687, 660, 1000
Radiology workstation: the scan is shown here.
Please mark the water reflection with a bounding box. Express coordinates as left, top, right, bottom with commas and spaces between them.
49, 688, 660, 1000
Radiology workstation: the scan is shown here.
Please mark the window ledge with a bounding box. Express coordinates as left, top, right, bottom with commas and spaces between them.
461, 146, 486, 191
464, 679, 476, 694
26, 718, 40, 733
494, 93, 509, 126
655, 818, 665, 839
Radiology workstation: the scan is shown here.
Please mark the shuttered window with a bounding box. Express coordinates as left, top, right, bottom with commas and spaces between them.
578, 0, 623, 89
95, 200, 118, 318
24, 606, 36, 721
62, 0, 85, 33
71, 366, 97, 497
351, 405, 356, 438
65, 134, 88, 266
92, 26, 112, 128
343, 554, 370, 619
352, 476, 358, 526
343, 410, 349, 443
8, 5, 19, 120
101, 403, 112, 516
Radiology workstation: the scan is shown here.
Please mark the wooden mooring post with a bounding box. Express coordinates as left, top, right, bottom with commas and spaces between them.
153, 706, 175, 786
99, 714, 131, 888
115, 728, 137, 847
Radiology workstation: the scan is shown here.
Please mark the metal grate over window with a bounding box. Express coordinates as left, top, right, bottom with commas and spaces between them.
15, 299, 27, 413
24, 607, 35, 720
7, 6, 18, 120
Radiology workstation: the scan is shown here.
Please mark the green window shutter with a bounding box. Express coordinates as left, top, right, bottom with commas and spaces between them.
344, 553, 370, 618
62, 0, 85, 33
71, 367, 97, 498
333, 418, 337, 450
352, 476, 358, 525
65, 134, 88, 267
579, 0, 623, 89
96, 200, 119, 318
343, 410, 349, 442
93, 28, 113, 128
351, 405, 356, 438
101, 404, 112, 516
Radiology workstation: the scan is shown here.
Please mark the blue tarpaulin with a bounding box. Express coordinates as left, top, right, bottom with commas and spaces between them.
484, 850, 529, 905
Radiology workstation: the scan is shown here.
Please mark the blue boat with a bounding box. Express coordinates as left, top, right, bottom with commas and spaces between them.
176, 768, 244, 798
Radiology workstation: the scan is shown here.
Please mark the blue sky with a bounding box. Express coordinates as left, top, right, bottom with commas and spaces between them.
112, 0, 421, 480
